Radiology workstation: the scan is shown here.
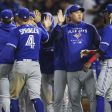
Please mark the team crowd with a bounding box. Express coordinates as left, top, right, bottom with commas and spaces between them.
0, 0, 112, 112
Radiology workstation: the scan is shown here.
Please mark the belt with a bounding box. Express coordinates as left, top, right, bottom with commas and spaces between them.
16, 59, 39, 62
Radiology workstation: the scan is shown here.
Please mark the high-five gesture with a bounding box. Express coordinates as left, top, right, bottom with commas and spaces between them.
33, 10, 41, 23
43, 15, 52, 31
57, 9, 65, 25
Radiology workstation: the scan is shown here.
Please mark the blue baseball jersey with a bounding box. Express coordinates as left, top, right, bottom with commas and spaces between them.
99, 24, 112, 59
58, 21, 100, 72
7, 24, 49, 61
0, 23, 16, 31
53, 25, 66, 70
0, 23, 16, 64
36, 22, 54, 74
39, 31, 54, 74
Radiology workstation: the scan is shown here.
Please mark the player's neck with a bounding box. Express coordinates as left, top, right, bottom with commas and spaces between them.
18, 19, 30, 26
19, 21, 29, 25
71, 21, 81, 25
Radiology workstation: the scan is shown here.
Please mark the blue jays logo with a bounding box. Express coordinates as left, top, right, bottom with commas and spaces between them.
74, 33, 81, 39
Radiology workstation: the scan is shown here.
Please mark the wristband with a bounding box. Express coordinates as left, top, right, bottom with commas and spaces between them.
89, 50, 96, 55
88, 54, 97, 63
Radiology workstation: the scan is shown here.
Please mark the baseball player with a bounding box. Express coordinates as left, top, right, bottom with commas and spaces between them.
39, 12, 54, 112
0, 9, 16, 112
54, 4, 100, 112
18, 10, 53, 112
53, 8, 76, 112
83, 4, 112, 112
19, 11, 36, 112
54, 7, 78, 112
2, 7, 49, 112
53, 9, 69, 112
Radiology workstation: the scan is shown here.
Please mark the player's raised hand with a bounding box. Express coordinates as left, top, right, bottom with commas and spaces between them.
83, 62, 92, 72
57, 9, 65, 25
43, 15, 52, 31
33, 10, 41, 23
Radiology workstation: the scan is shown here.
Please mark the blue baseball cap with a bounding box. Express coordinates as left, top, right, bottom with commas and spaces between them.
69, 4, 85, 13
105, 4, 112, 13
18, 8, 30, 19
65, 5, 74, 17
0, 9, 13, 19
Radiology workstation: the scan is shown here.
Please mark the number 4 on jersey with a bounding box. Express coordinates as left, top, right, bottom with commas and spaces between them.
25, 35, 35, 49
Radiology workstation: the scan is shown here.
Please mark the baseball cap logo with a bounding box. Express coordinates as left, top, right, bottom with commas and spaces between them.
76, 5, 81, 8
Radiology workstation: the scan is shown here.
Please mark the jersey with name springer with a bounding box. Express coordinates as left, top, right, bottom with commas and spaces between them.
7, 24, 49, 61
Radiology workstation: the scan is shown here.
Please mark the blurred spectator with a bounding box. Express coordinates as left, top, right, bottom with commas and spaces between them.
18, 0, 44, 12
83, 0, 96, 23
24, 0, 34, 11
0, 0, 20, 13
92, 15, 105, 32
95, 0, 106, 5
59, 0, 74, 12
0, 0, 111, 23
97, 0, 112, 12
40, 0, 60, 15
33, 0, 44, 11
74, 0, 84, 6
85, 0, 112, 16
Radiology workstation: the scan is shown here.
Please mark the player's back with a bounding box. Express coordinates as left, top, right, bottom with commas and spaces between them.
14, 24, 42, 61
0, 29, 9, 51
0, 23, 16, 52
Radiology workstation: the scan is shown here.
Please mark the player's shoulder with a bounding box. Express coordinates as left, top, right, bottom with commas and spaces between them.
61, 24, 69, 31
104, 24, 112, 30
62, 24, 68, 27
1, 23, 16, 31
9, 25, 20, 37
16, 24, 36, 32
82, 21, 96, 29
12, 26, 19, 32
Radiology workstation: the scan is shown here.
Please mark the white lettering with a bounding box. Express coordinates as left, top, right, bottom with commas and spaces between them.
68, 28, 88, 34
19, 28, 39, 35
